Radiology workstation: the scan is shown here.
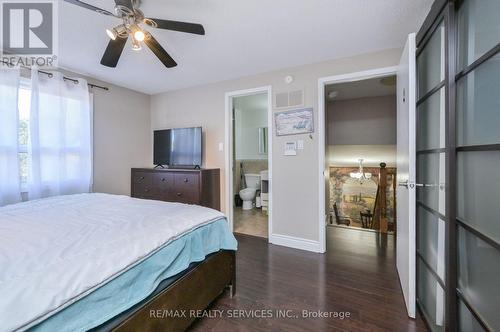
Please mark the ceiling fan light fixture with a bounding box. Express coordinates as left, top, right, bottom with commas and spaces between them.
131, 25, 146, 42
131, 37, 142, 51
142, 18, 157, 28
115, 5, 134, 17
107, 25, 128, 40
134, 30, 145, 42
106, 28, 117, 40
65, 0, 202, 69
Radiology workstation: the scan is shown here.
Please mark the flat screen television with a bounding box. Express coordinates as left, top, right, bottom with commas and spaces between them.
154, 127, 202, 168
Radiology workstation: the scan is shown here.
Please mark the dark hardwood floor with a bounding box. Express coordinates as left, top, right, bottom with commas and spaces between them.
190, 226, 427, 331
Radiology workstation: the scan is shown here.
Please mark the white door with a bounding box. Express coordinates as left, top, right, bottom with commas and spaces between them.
396, 33, 416, 318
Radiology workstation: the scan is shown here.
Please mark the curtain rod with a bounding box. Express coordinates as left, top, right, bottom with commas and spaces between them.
1, 60, 109, 91
37, 69, 109, 91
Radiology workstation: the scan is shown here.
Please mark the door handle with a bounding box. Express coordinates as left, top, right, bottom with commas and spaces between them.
398, 180, 409, 188
415, 183, 445, 190
398, 180, 415, 189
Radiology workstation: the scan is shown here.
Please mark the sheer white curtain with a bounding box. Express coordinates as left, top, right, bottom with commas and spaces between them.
0, 68, 21, 206
28, 70, 92, 199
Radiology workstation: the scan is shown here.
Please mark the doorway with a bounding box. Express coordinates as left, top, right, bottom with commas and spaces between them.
317, 65, 418, 317
225, 86, 272, 239
317, 66, 399, 252
318, 63, 416, 318
324, 75, 398, 234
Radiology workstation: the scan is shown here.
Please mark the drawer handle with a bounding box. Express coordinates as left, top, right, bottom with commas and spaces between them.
183, 178, 188, 183
161, 178, 166, 182
176, 192, 182, 197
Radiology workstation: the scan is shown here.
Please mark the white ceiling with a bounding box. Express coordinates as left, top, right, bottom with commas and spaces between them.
58, 0, 432, 95
326, 75, 397, 101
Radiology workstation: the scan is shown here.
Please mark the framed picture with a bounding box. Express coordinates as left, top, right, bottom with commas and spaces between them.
274, 107, 314, 136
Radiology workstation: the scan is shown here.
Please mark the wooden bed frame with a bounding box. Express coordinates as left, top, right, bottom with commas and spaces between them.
106, 250, 235, 332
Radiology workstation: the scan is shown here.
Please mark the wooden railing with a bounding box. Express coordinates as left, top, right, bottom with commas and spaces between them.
373, 163, 397, 234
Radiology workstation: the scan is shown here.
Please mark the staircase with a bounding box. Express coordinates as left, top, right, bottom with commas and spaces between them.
372, 163, 397, 234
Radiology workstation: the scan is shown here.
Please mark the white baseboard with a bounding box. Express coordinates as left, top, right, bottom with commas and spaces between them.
269, 233, 323, 253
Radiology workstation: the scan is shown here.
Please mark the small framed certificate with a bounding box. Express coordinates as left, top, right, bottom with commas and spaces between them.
274, 108, 314, 136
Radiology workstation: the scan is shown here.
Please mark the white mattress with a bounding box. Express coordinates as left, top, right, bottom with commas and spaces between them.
0, 193, 224, 332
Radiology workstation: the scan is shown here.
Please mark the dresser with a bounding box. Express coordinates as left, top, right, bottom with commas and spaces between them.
131, 168, 220, 211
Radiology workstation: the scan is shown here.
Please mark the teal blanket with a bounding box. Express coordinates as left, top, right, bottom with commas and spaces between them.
30, 218, 237, 332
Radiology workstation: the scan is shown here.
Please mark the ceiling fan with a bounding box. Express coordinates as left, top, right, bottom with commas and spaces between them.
64, 0, 205, 68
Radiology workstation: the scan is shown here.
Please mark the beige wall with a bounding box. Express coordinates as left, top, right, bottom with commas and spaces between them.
327, 95, 397, 145
90, 81, 151, 195
151, 48, 402, 244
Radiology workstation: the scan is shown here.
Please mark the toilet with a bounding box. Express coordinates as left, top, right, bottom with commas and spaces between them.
239, 174, 260, 210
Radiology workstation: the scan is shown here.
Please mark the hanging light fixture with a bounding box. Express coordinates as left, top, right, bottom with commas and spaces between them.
350, 159, 372, 183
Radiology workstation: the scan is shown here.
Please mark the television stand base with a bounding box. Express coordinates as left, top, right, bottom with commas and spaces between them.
154, 164, 166, 169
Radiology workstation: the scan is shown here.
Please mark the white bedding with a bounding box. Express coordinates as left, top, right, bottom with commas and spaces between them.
0, 193, 225, 332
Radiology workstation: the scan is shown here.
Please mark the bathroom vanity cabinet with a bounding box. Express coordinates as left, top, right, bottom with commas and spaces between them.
260, 170, 269, 212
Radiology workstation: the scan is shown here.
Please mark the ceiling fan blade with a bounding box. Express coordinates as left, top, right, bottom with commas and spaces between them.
145, 18, 205, 35
144, 34, 177, 68
114, 0, 134, 11
100, 36, 128, 68
64, 0, 114, 16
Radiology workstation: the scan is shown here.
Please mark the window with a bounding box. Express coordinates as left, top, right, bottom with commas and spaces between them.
18, 80, 31, 190
14, 75, 93, 198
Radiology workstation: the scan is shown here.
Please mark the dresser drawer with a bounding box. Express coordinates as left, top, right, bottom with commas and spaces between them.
133, 172, 152, 185
152, 173, 174, 197
169, 191, 198, 204
174, 173, 199, 189
172, 173, 200, 204
133, 183, 154, 199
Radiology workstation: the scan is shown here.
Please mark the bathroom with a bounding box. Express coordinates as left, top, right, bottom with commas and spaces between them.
232, 93, 269, 238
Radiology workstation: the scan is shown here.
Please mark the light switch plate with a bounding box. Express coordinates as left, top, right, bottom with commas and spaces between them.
297, 140, 304, 150
218, 142, 224, 152
284, 141, 297, 156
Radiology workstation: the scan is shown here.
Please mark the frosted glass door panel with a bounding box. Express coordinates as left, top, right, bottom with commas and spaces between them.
417, 88, 446, 151
417, 22, 445, 98
457, 55, 500, 146
418, 258, 445, 332
418, 205, 446, 280
457, 151, 500, 242
458, 300, 485, 332
457, 0, 500, 70
458, 227, 500, 330
417, 153, 446, 215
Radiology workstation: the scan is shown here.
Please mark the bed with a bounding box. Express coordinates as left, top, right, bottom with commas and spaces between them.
0, 193, 237, 332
